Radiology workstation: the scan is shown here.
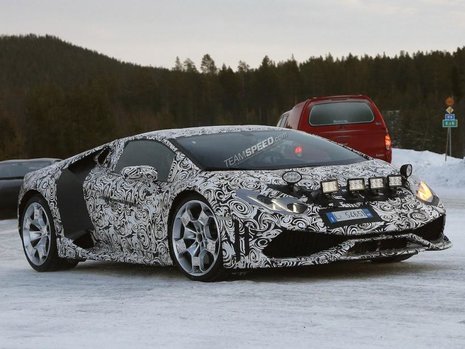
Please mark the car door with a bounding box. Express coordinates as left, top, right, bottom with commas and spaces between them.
85, 138, 175, 260
56, 149, 106, 248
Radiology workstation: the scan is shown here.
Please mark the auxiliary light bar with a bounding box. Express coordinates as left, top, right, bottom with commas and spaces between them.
321, 179, 339, 194
347, 178, 365, 192
369, 177, 384, 190
387, 175, 403, 188
282, 171, 302, 185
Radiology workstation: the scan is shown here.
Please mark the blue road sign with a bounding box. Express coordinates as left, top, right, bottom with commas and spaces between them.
442, 119, 458, 128
445, 113, 456, 120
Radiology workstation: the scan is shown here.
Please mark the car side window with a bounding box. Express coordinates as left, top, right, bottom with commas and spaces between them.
96, 147, 112, 167
114, 140, 175, 181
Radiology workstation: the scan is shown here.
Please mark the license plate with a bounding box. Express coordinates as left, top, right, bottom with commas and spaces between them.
326, 208, 373, 223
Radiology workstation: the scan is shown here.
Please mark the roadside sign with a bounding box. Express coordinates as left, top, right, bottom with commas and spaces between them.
445, 96, 455, 107
444, 96, 457, 162
442, 119, 458, 128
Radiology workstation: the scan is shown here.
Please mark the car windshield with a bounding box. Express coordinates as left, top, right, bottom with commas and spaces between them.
174, 130, 366, 170
0, 161, 52, 179
309, 101, 374, 126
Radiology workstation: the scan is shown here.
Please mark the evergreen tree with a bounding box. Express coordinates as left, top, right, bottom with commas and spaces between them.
0, 35, 464, 159
173, 56, 183, 71
183, 58, 198, 73
200, 54, 217, 74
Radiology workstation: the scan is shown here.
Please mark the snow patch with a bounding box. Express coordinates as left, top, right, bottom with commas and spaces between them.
1, 148, 464, 348
392, 148, 465, 197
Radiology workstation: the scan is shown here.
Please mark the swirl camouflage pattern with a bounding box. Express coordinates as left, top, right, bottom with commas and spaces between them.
17, 126, 451, 281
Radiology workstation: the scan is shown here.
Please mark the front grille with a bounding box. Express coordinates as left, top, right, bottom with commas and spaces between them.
347, 238, 409, 255
263, 231, 346, 258
262, 215, 445, 259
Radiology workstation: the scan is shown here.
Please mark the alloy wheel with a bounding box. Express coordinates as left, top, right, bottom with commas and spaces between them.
172, 200, 221, 277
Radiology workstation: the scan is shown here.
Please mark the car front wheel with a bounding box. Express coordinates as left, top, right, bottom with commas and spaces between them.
169, 195, 227, 281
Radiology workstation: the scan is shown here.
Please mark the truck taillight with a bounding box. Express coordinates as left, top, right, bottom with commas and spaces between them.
385, 134, 392, 151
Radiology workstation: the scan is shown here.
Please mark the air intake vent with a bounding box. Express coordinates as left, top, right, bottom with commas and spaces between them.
261, 215, 444, 259
263, 230, 346, 258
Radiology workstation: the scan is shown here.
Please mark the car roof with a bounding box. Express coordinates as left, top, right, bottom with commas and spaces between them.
306, 95, 371, 103
133, 125, 279, 141
0, 158, 60, 165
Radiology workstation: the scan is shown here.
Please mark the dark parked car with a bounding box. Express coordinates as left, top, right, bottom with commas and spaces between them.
0, 159, 59, 218
277, 95, 392, 162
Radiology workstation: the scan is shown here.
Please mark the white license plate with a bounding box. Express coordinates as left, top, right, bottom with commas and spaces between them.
326, 208, 373, 223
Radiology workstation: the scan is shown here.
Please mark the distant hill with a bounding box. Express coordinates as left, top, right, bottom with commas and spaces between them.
0, 35, 173, 158
0, 34, 145, 89
0, 34, 464, 159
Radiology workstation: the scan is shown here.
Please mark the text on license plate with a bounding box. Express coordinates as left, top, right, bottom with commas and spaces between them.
325, 208, 373, 223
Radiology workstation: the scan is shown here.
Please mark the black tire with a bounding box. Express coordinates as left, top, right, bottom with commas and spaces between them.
168, 194, 228, 282
371, 254, 414, 263
19, 195, 79, 272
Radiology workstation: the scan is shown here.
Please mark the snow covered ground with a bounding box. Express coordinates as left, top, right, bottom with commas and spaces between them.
0, 149, 464, 349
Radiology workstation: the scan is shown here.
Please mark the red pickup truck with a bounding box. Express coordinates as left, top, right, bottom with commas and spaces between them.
277, 95, 392, 163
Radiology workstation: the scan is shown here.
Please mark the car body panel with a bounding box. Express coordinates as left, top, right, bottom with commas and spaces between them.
18, 126, 449, 271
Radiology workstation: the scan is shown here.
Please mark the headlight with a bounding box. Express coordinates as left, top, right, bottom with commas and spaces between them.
416, 181, 434, 203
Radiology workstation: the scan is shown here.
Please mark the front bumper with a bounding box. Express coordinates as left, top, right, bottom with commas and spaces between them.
225, 215, 451, 269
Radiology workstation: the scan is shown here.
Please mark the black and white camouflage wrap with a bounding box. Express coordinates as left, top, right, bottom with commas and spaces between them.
18, 125, 451, 270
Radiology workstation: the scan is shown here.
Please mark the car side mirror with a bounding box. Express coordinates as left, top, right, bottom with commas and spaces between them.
121, 166, 158, 182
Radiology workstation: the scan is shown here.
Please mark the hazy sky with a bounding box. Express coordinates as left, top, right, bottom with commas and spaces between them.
1, 0, 464, 69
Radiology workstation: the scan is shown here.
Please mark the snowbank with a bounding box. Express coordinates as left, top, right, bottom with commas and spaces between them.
392, 148, 465, 195
1, 149, 464, 349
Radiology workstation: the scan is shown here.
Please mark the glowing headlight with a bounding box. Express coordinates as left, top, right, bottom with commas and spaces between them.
416, 181, 434, 203
369, 177, 384, 190
321, 179, 339, 194
387, 175, 402, 188
347, 178, 365, 192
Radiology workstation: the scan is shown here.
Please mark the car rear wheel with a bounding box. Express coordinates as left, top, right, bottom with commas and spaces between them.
169, 195, 227, 281
20, 195, 78, 271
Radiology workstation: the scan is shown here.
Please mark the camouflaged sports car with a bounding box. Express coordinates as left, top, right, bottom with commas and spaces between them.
18, 126, 451, 281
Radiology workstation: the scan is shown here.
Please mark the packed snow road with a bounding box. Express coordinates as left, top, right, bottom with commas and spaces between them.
0, 150, 464, 349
